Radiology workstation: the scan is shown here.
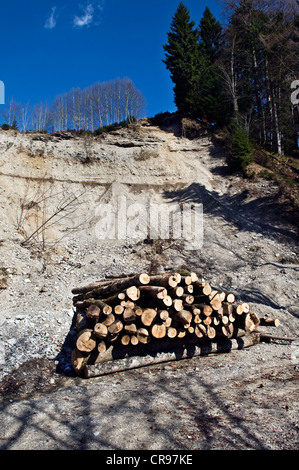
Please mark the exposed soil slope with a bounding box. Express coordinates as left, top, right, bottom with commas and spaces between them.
0, 120, 298, 450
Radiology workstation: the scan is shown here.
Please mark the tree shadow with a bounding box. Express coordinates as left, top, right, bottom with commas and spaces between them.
163, 182, 299, 243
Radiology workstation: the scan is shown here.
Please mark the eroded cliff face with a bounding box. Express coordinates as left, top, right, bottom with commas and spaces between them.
0, 121, 298, 450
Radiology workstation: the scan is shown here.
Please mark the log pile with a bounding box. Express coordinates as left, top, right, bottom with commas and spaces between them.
70, 271, 267, 377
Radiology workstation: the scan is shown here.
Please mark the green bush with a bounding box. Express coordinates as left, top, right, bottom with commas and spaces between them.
1, 124, 10, 131
231, 128, 254, 172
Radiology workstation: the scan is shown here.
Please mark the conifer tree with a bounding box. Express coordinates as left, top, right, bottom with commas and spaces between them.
162, 2, 201, 116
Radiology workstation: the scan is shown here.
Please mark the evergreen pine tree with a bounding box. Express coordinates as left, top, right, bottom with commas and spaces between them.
196, 6, 225, 124
162, 2, 201, 116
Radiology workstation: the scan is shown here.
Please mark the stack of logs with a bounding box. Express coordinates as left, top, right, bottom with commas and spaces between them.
71, 271, 266, 376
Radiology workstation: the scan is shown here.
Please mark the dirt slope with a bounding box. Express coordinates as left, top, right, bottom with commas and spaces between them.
0, 121, 298, 450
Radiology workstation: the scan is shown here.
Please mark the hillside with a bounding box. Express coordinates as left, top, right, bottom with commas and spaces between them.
0, 119, 298, 450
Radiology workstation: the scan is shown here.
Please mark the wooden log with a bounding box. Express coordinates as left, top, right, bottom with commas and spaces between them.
193, 314, 202, 324
114, 305, 124, 315
126, 286, 140, 301
85, 304, 101, 322
84, 333, 261, 377
105, 272, 137, 279
196, 323, 207, 336
235, 304, 244, 315
242, 303, 250, 313
222, 302, 233, 316
107, 333, 120, 343
97, 341, 107, 354
226, 293, 235, 303
159, 310, 169, 321
168, 286, 184, 298
72, 279, 114, 295
141, 308, 158, 327
185, 284, 194, 294
173, 309, 192, 326
177, 328, 186, 338
236, 311, 260, 332
130, 335, 139, 346
163, 317, 172, 328
181, 275, 192, 285
167, 327, 177, 338
123, 308, 136, 323
121, 335, 131, 346
198, 304, 213, 317
76, 329, 97, 353
222, 323, 234, 338
210, 295, 222, 311
181, 294, 194, 305
202, 284, 212, 296
134, 307, 143, 316
102, 313, 115, 327
108, 320, 123, 335
124, 323, 137, 335
190, 305, 201, 316
207, 326, 216, 339
139, 285, 168, 299
71, 349, 90, 373
75, 309, 89, 332
94, 322, 108, 339
137, 328, 151, 344
259, 317, 280, 327
151, 323, 167, 339
203, 316, 212, 326
121, 300, 135, 309
148, 273, 178, 288
79, 299, 113, 314
172, 298, 183, 311
85, 273, 150, 299
213, 316, 221, 326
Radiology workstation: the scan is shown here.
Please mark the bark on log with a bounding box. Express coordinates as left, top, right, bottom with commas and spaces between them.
148, 273, 178, 288
72, 349, 90, 373
137, 328, 151, 344
173, 309, 193, 326
86, 304, 101, 322
108, 320, 124, 335
259, 317, 280, 327
123, 308, 136, 323
139, 286, 168, 299
84, 333, 260, 377
124, 323, 137, 335
85, 273, 150, 299
72, 279, 114, 295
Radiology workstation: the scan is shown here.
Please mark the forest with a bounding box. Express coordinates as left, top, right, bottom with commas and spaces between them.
0, 77, 145, 134
163, 0, 299, 162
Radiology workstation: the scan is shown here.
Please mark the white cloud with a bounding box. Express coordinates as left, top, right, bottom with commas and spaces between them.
44, 6, 57, 29
73, 4, 94, 28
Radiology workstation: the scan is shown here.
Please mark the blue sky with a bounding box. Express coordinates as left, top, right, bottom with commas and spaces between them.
0, 1, 223, 119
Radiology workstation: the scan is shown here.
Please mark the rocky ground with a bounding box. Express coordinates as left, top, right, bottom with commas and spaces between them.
0, 120, 298, 450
